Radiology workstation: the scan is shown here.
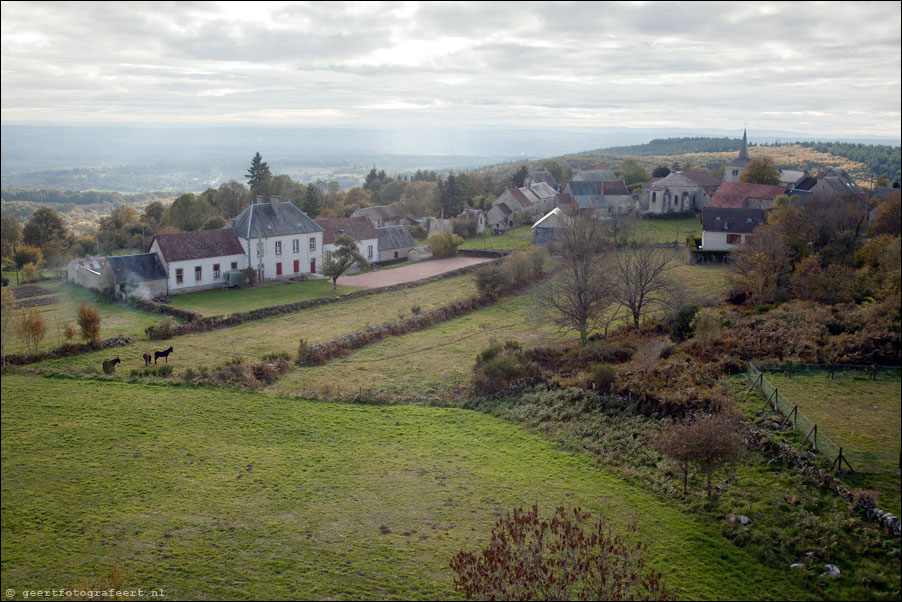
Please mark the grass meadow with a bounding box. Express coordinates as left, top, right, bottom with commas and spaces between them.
1, 374, 813, 601
166, 279, 362, 317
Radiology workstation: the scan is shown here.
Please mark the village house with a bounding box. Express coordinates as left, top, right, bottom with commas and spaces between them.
643, 171, 722, 214
531, 207, 570, 249
351, 203, 416, 229
231, 196, 324, 282
487, 188, 534, 232
316, 216, 379, 267
560, 180, 633, 217
708, 182, 788, 210
376, 225, 416, 261
569, 168, 620, 183
100, 253, 168, 300
67, 256, 105, 291
700, 207, 766, 251
148, 229, 247, 295
525, 169, 559, 190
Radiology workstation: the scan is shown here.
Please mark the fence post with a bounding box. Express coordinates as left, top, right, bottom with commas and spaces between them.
779, 405, 797, 430
813, 425, 818, 452
787, 360, 792, 378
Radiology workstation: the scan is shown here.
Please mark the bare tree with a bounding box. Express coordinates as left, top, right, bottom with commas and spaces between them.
610, 246, 677, 329
536, 217, 614, 345
659, 414, 744, 498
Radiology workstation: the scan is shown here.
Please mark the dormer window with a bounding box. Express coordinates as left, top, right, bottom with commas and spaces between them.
715, 216, 722, 221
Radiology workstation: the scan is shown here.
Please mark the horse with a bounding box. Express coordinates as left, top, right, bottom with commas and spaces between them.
142, 352, 152, 366
102, 357, 121, 374
154, 346, 174, 364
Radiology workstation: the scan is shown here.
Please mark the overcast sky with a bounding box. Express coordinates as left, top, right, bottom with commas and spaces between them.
2, 1, 900, 138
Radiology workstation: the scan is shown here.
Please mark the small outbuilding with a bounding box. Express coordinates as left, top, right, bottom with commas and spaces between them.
409, 246, 433, 261
101, 253, 168, 300
377, 225, 416, 261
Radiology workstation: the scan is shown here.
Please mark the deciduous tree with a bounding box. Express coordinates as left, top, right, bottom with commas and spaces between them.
76, 301, 102, 344
610, 246, 677, 329
321, 234, 368, 290
15, 306, 46, 355
740, 157, 781, 185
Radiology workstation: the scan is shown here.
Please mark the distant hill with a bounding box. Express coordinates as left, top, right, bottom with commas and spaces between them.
590, 137, 744, 157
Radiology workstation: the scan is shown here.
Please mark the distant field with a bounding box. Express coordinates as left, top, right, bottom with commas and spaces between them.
764, 370, 901, 474
3, 278, 158, 356
459, 226, 533, 251
1, 374, 811, 601
634, 216, 701, 244
167, 279, 361, 317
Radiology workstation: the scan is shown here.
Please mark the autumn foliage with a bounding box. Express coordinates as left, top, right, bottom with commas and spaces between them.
450, 505, 672, 601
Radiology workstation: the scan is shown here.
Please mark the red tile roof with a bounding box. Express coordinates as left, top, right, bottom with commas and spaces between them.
510, 188, 533, 208
709, 182, 788, 208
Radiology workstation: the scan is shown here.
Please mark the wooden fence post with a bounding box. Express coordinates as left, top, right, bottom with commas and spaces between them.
779, 405, 797, 430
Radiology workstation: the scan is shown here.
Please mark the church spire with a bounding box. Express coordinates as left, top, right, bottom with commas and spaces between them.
738, 129, 749, 160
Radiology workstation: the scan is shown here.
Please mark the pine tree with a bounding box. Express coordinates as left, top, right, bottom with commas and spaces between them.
246, 152, 271, 189
302, 184, 320, 217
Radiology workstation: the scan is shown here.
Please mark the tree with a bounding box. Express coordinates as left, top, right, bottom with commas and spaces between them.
740, 157, 781, 185
537, 217, 613, 345
200, 215, 228, 230
1, 287, 16, 366
450, 505, 672, 601
15, 306, 46, 355
870, 192, 901, 237
610, 247, 676, 329
690, 307, 722, 345
23, 206, 68, 248
165, 193, 216, 231
427, 232, 464, 257
1, 216, 23, 256
245, 152, 271, 190
619, 160, 648, 185
657, 414, 744, 497
77, 301, 102, 344
13, 245, 43, 270
438, 174, 465, 216
321, 234, 368, 290
652, 166, 671, 178
511, 165, 529, 188
141, 201, 166, 228
302, 184, 321, 217
656, 423, 695, 495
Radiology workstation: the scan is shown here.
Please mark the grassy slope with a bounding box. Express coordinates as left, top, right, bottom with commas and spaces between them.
1, 374, 811, 601
5, 280, 159, 355
764, 372, 901, 474
40, 274, 479, 372
166, 279, 362, 317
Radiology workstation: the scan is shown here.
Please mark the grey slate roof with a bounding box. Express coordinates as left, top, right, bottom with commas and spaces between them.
233, 202, 323, 239
702, 208, 765, 233
377, 225, 416, 250
527, 170, 559, 189
107, 253, 167, 283
572, 169, 619, 182
569, 180, 607, 209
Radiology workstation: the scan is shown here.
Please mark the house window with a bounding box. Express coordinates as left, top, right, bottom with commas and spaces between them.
231, 262, 238, 271
293, 239, 299, 253
715, 216, 722, 221
367, 245, 373, 259
275, 241, 282, 255
652, 192, 656, 203
732, 169, 739, 176
309, 237, 316, 251
726, 234, 741, 244
195, 266, 202, 281
213, 264, 221, 278
276, 262, 282, 275
176, 268, 183, 284
394, 251, 399, 259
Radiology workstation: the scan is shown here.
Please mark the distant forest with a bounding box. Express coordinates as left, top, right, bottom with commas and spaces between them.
0, 189, 172, 206
595, 137, 900, 182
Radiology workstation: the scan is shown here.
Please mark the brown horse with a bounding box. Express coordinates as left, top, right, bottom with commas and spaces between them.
102, 357, 121, 374
154, 347, 174, 364
142, 352, 152, 366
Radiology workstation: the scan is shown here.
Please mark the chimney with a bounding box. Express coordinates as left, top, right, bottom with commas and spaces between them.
255, 195, 265, 204
270, 195, 281, 212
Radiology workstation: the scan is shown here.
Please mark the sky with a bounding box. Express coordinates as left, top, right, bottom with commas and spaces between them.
2, 1, 901, 138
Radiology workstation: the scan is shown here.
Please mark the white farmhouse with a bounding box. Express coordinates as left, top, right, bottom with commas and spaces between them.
701, 207, 765, 251
148, 229, 247, 294
316, 216, 380, 267
232, 197, 324, 281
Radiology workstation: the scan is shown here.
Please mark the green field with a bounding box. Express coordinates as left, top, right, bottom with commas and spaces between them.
1, 374, 812, 601
167, 279, 362, 317
634, 216, 702, 244
4, 279, 159, 356
764, 371, 901, 474
459, 226, 533, 251
39, 274, 480, 373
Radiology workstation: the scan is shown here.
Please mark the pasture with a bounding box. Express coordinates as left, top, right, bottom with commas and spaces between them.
1, 374, 811, 601
4, 279, 159, 356
763, 370, 901, 474
166, 279, 361, 317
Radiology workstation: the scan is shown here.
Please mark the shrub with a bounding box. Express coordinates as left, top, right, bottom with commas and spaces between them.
668, 304, 700, 342
450, 505, 672, 601
20, 262, 39, 283
63, 321, 78, 342
473, 339, 537, 395
587, 362, 618, 394
428, 232, 464, 257
145, 316, 176, 340
15, 306, 46, 355
525, 245, 547, 279
297, 338, 311, 364
501, 250, 531, 285
690, 307, 722, 345
242, 266, 257, 286
410, 304, 421, 316
77, 301, 102, 344
474, 265, 511, 297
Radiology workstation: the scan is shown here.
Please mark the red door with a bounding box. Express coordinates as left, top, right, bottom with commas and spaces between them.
276, 262, 282, 276
310, 259, 316, 274
293, 260, 299, 273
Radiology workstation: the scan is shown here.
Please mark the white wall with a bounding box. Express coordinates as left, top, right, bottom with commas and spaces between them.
701, 230, 748, 251
243, 232, 323, 281
323, 237, 378, 271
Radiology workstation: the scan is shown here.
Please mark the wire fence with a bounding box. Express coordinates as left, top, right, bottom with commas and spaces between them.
755, 361, 901, 381
747, 362, 851, 471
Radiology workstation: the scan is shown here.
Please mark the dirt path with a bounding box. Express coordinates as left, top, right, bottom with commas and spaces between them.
336, 256, 493, 289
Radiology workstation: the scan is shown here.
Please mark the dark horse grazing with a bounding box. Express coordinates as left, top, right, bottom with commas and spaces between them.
142, 352, 152, 366
102, 357, 121, 374
154, 346, 174, 364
